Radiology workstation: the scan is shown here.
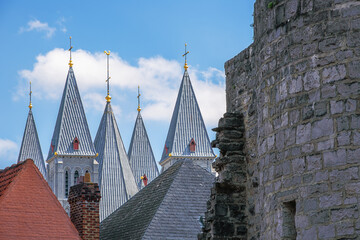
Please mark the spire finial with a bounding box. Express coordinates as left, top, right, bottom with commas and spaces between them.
104, 50, 112, 102
29, 81, 32, 109
137, 85, 141, 112
68, 36, 73, 67
182, 43, 189, 70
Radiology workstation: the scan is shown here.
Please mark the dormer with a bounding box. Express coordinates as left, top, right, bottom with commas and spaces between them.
73, 137, 79, 150
190, 138, 196, 152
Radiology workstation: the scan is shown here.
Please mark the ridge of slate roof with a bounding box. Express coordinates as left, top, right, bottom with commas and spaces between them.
94, 102, 138, 222
128, 111, 159, 188
160, 69, 215, 163
100, 160, 214, 240
18, 109, 46, 177
47, 67, 96, 159
0, 159, 81, 239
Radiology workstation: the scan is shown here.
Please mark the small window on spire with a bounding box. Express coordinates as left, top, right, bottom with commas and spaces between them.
73, 137, 79, 150
190, 138, 196, 152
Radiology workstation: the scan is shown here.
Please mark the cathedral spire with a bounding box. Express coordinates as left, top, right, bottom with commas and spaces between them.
160, 53, 215, 172
68, 36, 73, 68
129, 90, 159, 190
137, 85, 141, 112
104, 50, 111, 102
182, 43, 189, 70
29, 81, 32, 109
18, 82, 46, 177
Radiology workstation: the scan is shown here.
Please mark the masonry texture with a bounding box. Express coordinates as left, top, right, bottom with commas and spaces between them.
201, 0, 360, 239
68, 180, 101, 240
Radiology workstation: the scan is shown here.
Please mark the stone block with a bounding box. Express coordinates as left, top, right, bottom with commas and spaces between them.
351, 115, 360, 129
331, 206, 359, 222
345, 99, 357, 112
307, 154, 321, 171
330, 100, 344, 114
303, 198, 318, 213
304, 70, 320, 91
312, 118, 334, 139
323, 149, 347, 167
348, 60, 360, 79
337, 131, 351, 146
347, 149, 360, 163
321, 84, 336, 99
318, 224, 335, 239
336, 220, 354, 236
353, 131, 360, 145
296, 123, 311, 144
315, 171, 329, 182
314, 101, 328, 117
292, 158, 305, 174
330, 167, 358, 182
319, 37, 340, 53
322, 65, 346, 83
337, 116, 349, 131
319, 192, 343, 208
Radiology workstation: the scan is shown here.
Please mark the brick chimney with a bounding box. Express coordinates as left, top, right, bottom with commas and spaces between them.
68, 172, 101, 240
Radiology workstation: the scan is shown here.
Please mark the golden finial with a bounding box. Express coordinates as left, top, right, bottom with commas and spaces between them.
182, 43, 189, 70
104, 50, 112, 102
137, 85, 141, 112
68, 36, 73, 67
28, 81, 32, 109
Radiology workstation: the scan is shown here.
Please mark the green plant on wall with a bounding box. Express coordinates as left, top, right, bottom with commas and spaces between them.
268, 0, 278, 9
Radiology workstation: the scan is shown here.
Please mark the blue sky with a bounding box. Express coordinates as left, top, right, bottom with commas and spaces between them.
0, 0, 255, 169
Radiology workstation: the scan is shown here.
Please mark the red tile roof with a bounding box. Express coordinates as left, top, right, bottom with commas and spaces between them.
0, 159, 81, 239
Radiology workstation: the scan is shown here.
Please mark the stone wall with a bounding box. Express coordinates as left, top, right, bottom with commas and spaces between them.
202, 0, 360, 239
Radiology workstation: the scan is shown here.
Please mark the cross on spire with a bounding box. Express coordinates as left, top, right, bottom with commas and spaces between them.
68, 36, 73, 67
182, 43, 190, 70
137, 85, 141, 112
29, 81, 32, 109
104, 50, 112, 102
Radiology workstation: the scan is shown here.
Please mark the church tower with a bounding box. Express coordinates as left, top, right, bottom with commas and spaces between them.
46, 38, 99, 211
94, 51, 138, 222
160, 44, 215, 172
18, 82, 46, 178
128, 86, 159, 189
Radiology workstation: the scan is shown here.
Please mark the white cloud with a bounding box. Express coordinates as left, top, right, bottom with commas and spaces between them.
0, 139, 18, 168
17, 48, 226, 125
19, 19, 56, 38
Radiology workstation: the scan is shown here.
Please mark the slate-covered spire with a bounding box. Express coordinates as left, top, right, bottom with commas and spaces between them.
47, 63, 96, 159
18, 82, 46, 177
94, 51, 138, 221
128, 87, 159, 189
160, 48, 215, 170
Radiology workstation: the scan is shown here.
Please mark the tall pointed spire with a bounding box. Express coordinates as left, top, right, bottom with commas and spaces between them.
18, 82, 46, 178
160, 45, 215, 172
128, 88, 159, 190
47, 40, 96, 159
94, 51, 138, 221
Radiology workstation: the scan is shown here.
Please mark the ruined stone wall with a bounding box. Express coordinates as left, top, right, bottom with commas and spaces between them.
202, 0, 360, 239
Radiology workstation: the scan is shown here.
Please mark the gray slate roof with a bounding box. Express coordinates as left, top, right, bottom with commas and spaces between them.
94, 102, 138, 222
18, 109, 46, 177
100, 160, 214, 240
160, 69, 215, 163
47, 67, 96, 159
128, 112, 159, 189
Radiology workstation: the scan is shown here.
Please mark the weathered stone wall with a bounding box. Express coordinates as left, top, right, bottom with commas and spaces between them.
202, 0, 360, 239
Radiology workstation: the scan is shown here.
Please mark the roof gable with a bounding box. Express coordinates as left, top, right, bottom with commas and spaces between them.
160, 70, 215, 163
100, 160, 214, 240
0, 159, 81, 239
47, 67, 96, 159
94, 102, 138, 221
18, 109, 46, 177
128, 112, 159, 188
